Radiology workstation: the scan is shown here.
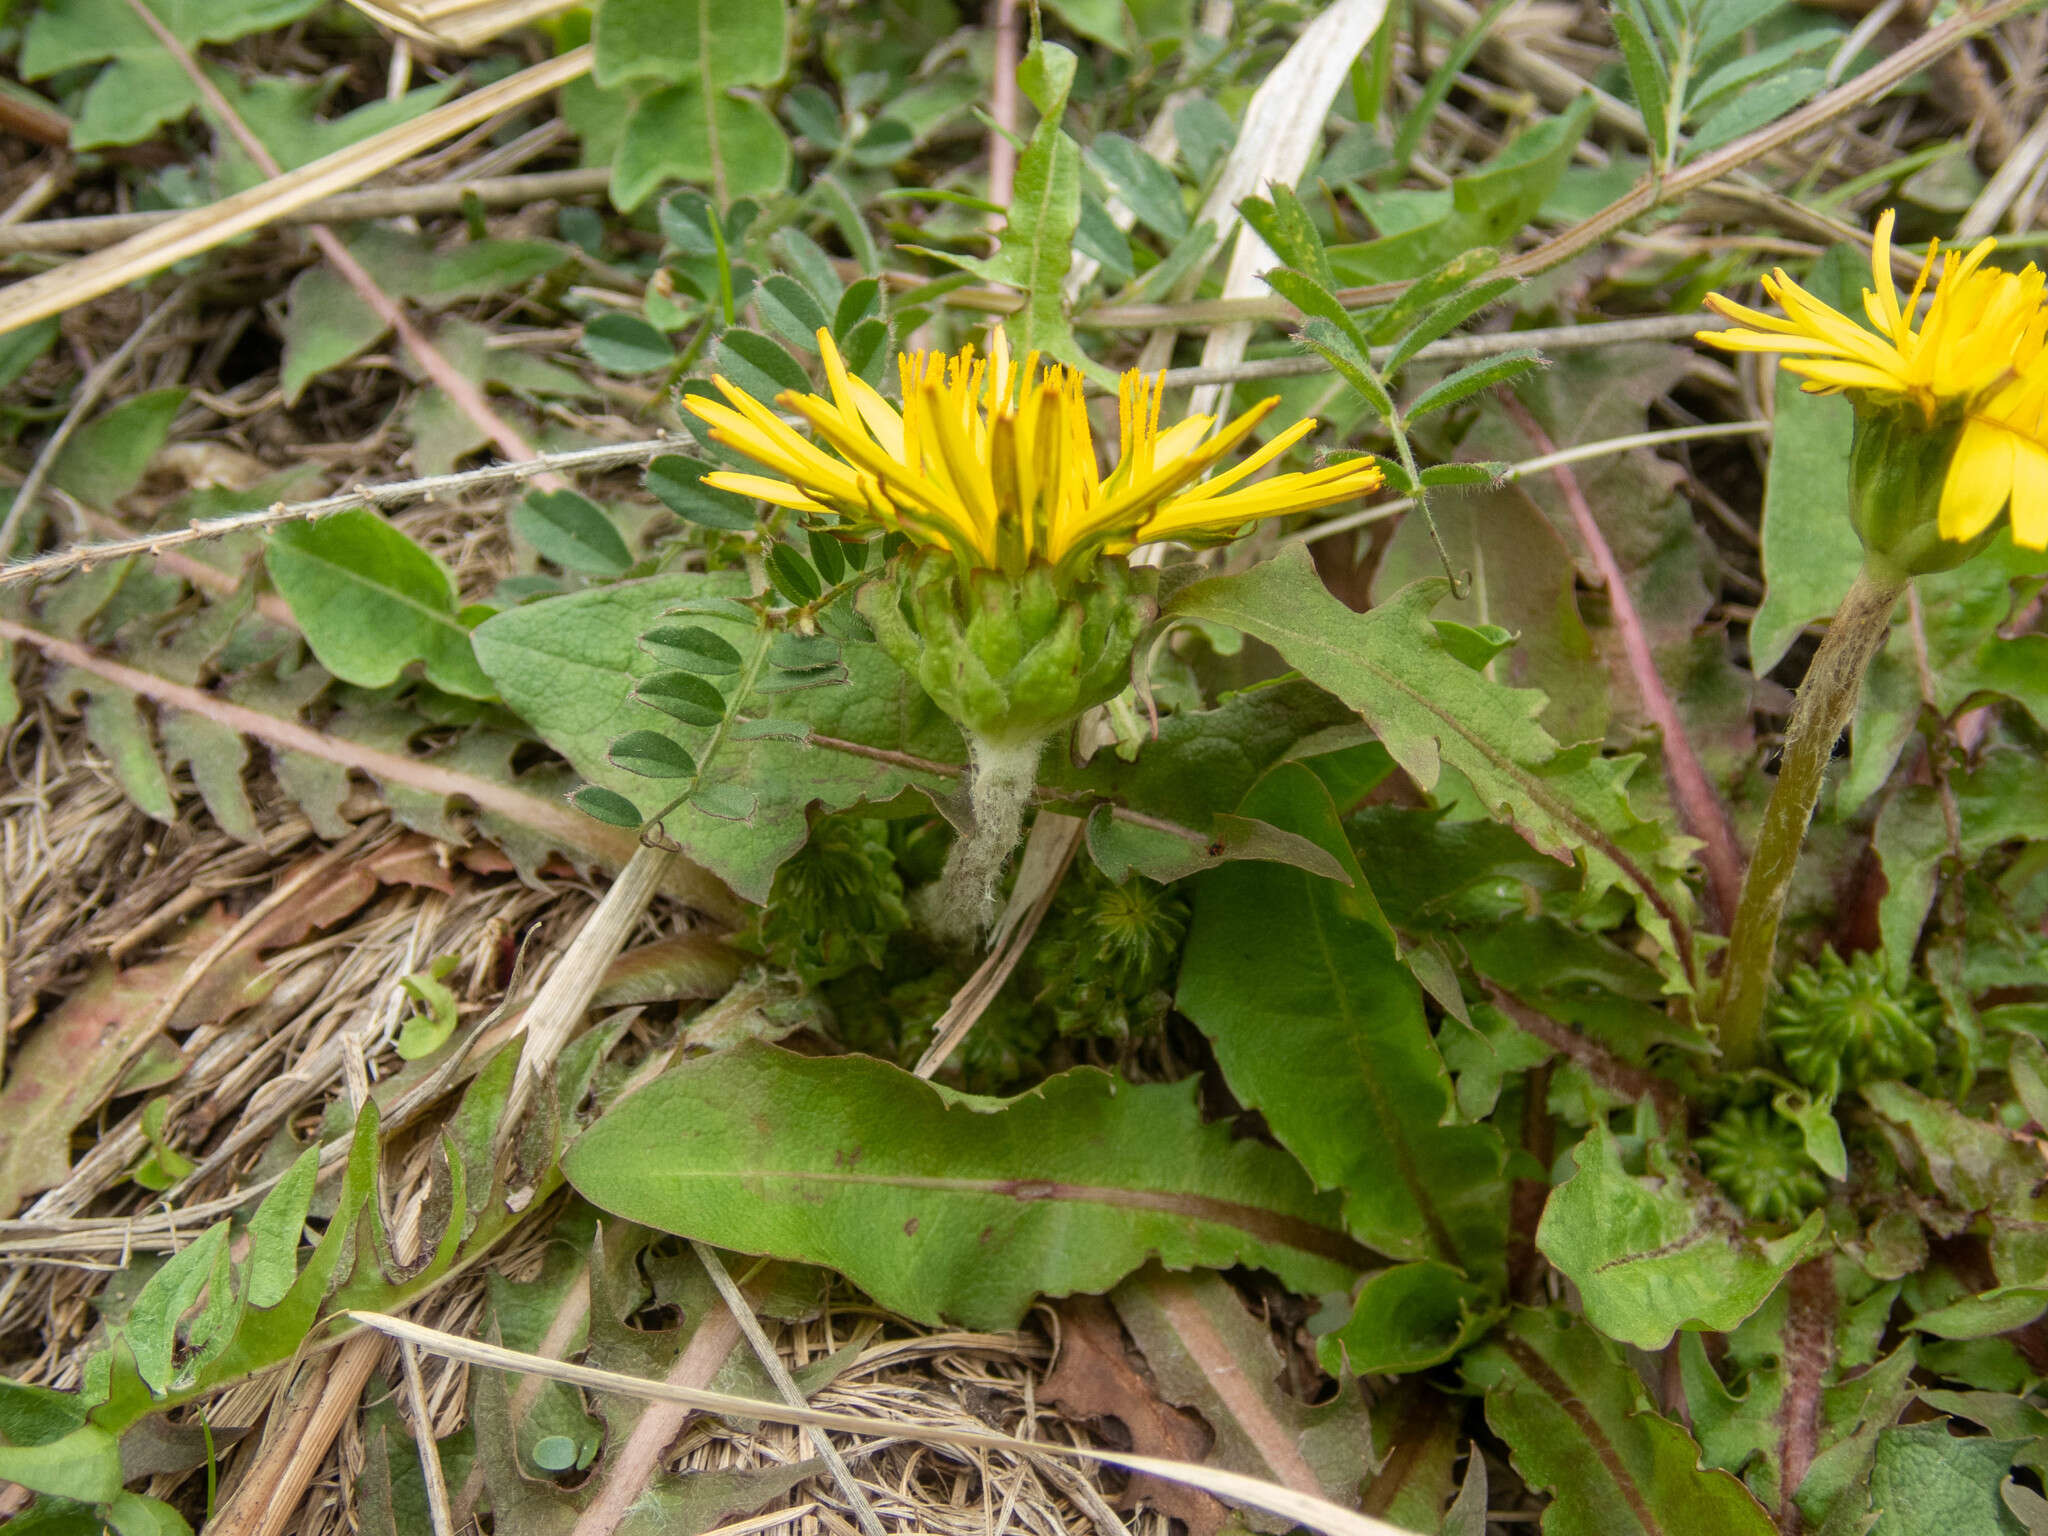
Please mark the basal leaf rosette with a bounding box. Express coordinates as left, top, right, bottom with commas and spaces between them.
685, 327, 1384, 936
1701, 208, 2048, 576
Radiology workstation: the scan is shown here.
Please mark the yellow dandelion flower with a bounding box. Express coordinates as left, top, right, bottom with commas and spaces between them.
1698, 209, 2048, 550
683, 328, 1385, 577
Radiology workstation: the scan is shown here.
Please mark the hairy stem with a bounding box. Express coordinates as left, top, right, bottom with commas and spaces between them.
928, 731, 1048, 945
1716, 563, 1907, 1067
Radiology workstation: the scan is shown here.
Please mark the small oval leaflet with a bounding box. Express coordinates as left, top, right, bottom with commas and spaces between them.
571, 784, 642, 826
768, 632, 841, 671
690, 782, 758, 822
634, 671, 727, 727
664, 595, 757, 623
580, 313, 674, 375
608, 730, 698, 779
806, 527, 848, 585
639, 625, 744, 674
514, 489, 633, 575
765, 545, 823, 605
645, 455, 757, 531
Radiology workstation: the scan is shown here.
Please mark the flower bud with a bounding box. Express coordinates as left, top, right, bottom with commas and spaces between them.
858, 549, 1157, 746
1847, 403, 1996, 577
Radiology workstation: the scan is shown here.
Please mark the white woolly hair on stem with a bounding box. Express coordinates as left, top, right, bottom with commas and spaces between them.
925, 730, 1050, 945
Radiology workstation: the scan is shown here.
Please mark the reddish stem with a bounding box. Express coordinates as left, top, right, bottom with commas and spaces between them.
1498, 390, 1745, 928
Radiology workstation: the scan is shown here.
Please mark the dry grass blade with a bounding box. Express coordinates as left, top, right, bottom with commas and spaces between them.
1181, 0, 1391, 418
913, 812, 1083, 1079
348, 1311, 1421, 1536
0, 47, 592, 338
0, 167, 613, 254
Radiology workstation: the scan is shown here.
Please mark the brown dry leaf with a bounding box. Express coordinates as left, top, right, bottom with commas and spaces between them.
0, 908, 236, 1215
1042, 1295, 1228, 1536
170, 834, 457, 1028
1111, 1268, 1375, 1530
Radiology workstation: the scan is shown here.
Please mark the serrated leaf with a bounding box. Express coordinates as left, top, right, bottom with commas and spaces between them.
1167, 546, 1699, 987
1465, 1309, 1777, 1536
1536, 1124, 1824, 1349
514, 490, 633, 575
1177, 762, 1509, 1274
473, 573, 962, 900
607, 730, 697, 779
264, 510, 493, 699
562, 1041, 1362, 1329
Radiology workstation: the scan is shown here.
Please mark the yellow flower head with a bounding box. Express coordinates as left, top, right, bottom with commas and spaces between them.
1699, 209, 2048, 549
683, 328, 1385, 579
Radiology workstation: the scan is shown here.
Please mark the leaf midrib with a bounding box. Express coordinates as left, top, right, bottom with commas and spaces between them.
630, 1167, 1369, 1266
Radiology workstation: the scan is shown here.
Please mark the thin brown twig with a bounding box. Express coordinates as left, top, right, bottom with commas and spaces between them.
117, 0, 560, 483
1496, 391, 1745, 928
987, 0, 1021, 209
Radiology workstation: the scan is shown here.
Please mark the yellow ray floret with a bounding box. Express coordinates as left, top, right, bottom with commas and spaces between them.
1698, 209, 2048, 549
683, 329, 1385, 577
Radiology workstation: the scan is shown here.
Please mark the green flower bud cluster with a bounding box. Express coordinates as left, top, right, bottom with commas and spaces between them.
857, 548, 1157, 748
1848, 404, 1996, 579
1696, 1105, 1827, 1224
753, 816, 910, 984
1765, 947, 1940, 1100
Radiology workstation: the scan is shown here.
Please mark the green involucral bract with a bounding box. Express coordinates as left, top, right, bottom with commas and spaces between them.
856, 549, 1157, 749
1848, 403, 1994, 578
857, 549, 1157, 937
1766, 947, 1941, 1099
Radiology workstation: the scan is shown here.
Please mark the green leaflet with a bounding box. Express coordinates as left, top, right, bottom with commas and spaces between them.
1176, 762, 1509, 1278
560, 1041, 1364, 1330
264, 509, 495, 699
1464, 1309, 1777, 1536
1535, 1124, 1823, 1350
595, 0, 792, 206
1167, 546, 1699, 989
472, 572, 963, 903
915, 35, 1090, 373
1875, 751, 2048, 987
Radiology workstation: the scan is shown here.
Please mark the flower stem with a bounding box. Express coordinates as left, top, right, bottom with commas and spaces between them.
926, 731, 1047, 946
1715, 562, 1908, 1067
